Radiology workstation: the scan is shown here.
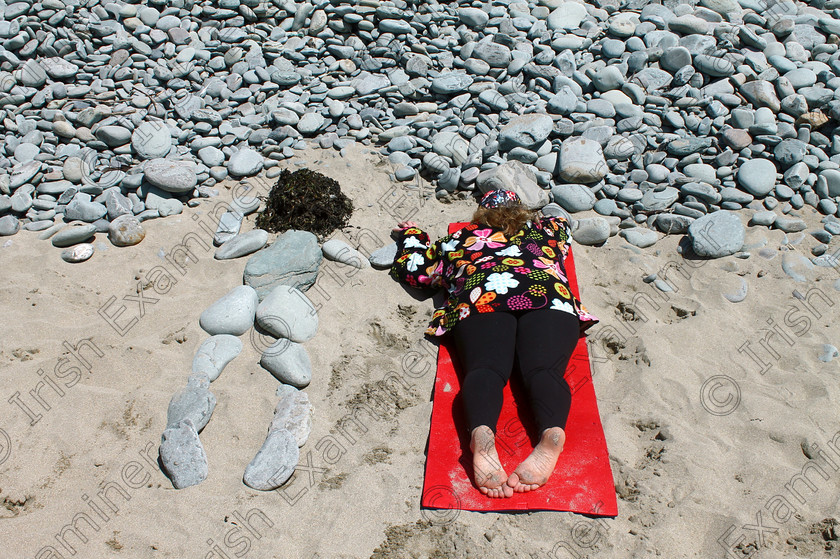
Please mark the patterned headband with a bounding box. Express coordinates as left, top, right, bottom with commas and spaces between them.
479, 189, 521, 209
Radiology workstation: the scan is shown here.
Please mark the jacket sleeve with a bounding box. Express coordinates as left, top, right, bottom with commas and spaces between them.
540, 215, 572, 242
389, 227, 448, 290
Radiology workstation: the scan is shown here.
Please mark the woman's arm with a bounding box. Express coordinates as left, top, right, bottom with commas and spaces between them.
389, 223, 447, 290
539, 214, 572, 241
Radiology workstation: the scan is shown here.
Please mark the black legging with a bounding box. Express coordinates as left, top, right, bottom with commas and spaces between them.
452, 309, 580, 435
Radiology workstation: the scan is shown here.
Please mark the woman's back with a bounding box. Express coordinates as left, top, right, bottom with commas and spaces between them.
390, 215, 598, 337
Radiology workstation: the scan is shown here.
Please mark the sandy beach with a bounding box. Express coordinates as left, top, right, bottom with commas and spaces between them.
2, 142, 840, 558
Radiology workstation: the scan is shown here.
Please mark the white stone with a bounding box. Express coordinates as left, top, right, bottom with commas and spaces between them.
738, 159, 777, 197
143, 158, 197, 194
108, 215, 145, 247
256, 285, 318, 343
243, 428, 299, 491
166, 385, 216, 432
271, 385, 312, 447
322, 239, 370, 268
700, 0, 741, 14
199, 285, 259, 336
431, 131, 469, 166
297, 112, 325, 135
214, 229, 269, 260
572, 217, 611, 246
227, 148, 264, 177
60, 243, 94, 263
260, 339, 312, 388
192, 335, 243, 382
547, 2, 587, 30
159, 419, 208, 489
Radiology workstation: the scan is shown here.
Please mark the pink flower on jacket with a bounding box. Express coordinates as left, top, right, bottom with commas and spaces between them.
534, 256, 567, 283
464, 229, 506, 251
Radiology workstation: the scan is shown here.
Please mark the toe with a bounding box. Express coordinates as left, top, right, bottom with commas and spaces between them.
509, 471, 537, 492
505, 472, 519, 489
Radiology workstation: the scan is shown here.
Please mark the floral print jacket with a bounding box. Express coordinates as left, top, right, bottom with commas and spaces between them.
389, 216, 600, 337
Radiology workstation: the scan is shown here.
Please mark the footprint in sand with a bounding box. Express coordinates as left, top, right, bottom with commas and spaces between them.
600, 333, 651, 367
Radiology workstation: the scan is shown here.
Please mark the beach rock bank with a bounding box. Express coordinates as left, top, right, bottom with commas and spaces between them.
2, 0, 840, 265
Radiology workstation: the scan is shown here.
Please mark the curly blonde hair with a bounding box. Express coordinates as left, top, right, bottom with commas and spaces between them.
471, 205, 538, 238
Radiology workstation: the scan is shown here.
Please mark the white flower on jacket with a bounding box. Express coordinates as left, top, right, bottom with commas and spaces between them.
551, 298, 574, 314
404, 236, 426, 249
485, 272, 519, 294
442, 238, 459, 252
406, 253, 424, 272
496, 245, 522, 257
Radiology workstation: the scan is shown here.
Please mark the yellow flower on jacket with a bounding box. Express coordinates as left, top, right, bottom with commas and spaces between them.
534, 256, 567, 282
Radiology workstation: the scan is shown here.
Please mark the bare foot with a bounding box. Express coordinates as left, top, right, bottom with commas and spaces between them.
470, 426, 513, 498
507, 427, 565, 493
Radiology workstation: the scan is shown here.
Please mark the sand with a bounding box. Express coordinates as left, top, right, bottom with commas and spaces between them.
1, 143, 840, 559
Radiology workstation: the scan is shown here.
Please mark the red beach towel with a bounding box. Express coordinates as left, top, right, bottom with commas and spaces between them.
420, 222, 617, 515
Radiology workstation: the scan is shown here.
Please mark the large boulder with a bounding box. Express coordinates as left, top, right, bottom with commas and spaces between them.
737, 159, 777, 196
551, 183, 596, 212
688, 211, 745, 258
559, 137, 608, 183
499, 114, 554, 151
143, 158, 197, 194
244, 230, 322, 300
572, 217, 611, 246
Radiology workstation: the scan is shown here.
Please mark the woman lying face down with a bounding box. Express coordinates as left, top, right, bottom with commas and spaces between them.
389, 189, 599, 498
